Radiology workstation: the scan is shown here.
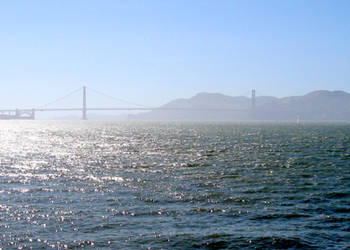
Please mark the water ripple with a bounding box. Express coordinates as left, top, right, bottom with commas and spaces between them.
0, 121, 349, 249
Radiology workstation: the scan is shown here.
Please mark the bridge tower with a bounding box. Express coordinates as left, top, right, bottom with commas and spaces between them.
82, 86, 87, 120
251, 89, 256, 120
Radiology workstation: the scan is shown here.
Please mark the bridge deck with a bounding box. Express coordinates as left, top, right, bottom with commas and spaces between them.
0, 107, 248, 112
0, 86, 255, 120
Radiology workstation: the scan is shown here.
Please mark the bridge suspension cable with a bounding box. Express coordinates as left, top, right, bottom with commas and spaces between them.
0, 86, 256, 120
36, 87, 83, 109
86, 86, 150, 108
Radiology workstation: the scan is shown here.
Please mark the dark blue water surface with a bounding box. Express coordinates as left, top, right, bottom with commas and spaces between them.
0, 121, 349, 249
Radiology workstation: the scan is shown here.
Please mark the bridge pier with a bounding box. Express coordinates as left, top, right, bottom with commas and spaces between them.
0, 109, 35, 120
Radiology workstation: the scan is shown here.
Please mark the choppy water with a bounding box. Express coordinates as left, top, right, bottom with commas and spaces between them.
0, 121, 349, 249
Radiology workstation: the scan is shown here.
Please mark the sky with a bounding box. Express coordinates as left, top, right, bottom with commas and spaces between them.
0, 0, 349, 111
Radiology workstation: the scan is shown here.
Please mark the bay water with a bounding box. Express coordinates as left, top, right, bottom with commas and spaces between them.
0, 121, 349, 249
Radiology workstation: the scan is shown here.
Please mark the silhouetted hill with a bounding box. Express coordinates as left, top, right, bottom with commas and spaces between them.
131, 90, 350, 121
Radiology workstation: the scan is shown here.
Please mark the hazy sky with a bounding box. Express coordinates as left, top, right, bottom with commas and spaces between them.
0, 0, 349, 109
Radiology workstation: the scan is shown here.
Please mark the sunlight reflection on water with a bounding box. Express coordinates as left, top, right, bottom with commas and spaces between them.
0, 121, 349, 249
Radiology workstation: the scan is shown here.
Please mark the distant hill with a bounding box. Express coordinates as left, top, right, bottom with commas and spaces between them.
130, 90, 350, 121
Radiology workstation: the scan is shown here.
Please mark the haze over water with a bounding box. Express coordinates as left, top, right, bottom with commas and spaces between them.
0, 121, 349, 249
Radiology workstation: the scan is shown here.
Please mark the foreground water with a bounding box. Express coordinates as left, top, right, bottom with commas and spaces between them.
0, 121, 349, 249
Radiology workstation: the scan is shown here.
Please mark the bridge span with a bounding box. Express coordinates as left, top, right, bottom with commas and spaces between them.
0, 87, 256, 120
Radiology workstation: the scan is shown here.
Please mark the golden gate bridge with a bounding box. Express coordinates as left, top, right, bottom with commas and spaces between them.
0, 87, 256, 120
